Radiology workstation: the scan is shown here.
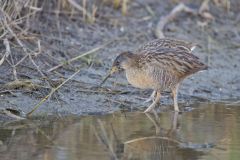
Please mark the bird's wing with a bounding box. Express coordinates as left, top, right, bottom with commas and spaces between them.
139, 48, 206, 78
137, 38, 197, 54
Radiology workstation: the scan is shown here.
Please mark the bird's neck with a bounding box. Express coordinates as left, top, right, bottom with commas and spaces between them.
121, 54, 139, 70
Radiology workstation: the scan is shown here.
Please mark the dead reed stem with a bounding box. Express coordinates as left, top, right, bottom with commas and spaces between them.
67, 0, 94, 22
27, 69, 81, 117
47, 39, 114, 72
155, 3, 197, 38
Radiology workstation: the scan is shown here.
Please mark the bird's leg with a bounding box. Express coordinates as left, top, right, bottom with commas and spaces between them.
172, 111, 179, 130
143, 90, 156, 103
171, 84, 180, 112
144, 91, 161, 113
145, 112, 160, 135
167, 111, 179, 136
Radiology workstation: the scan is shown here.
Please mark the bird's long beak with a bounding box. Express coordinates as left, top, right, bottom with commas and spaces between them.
99, 66, 118, 86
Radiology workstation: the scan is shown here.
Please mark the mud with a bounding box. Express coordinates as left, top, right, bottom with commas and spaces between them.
0, 0, 240, 117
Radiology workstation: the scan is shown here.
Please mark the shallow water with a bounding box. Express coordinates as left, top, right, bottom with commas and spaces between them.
0, 103, 240, 160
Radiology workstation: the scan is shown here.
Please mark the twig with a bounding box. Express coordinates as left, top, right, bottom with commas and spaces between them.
199, 0, 215, 20
2, 13, 45, 80
2, 11, 53, 90
199, 0, 210, 13
4, 38, 18, 80
67, 0, 92, 20
77, 88, 130, 95
96, 119, 119, 160
122, 0, 128, 16
105, 97, 132, 108
0, 38, 11, 66
3, 38, 10, 57
1, 109, 25, 120
47, 40, 113, 72
124, 136, 181, 144
14, 54, 28, 66
26, 69, 81, 117
2, 13, 28, 53
155, 3, 197, 38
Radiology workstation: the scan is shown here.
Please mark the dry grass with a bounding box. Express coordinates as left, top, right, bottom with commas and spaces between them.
0, 0, 131, 116
0, 0, 130, 81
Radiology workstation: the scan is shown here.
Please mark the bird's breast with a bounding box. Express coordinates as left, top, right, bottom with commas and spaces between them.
125, 68, 155, 89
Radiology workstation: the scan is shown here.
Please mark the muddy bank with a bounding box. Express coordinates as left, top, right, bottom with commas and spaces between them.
0, 0, 240, 117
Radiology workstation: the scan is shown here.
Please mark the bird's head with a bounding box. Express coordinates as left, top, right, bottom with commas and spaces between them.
100, 51, 134, 86
111, 51, 134, 73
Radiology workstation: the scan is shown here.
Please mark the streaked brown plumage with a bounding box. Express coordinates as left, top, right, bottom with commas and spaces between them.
137, 38, 197, 53
101, 38, 207, 112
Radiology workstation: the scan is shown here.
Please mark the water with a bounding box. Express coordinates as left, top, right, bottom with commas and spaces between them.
0, 103, 240, 160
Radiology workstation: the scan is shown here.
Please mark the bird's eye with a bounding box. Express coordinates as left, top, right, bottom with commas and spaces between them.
116, 59, 121, 65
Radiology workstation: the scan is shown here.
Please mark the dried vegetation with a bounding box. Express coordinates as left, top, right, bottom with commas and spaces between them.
0, 0, 131, 116
0, 0, 129, 82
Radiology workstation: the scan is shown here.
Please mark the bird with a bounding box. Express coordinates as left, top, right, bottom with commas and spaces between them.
100, 38, 207, 112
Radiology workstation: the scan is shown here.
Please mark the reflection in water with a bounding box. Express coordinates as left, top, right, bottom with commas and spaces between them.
0, 103, 240, 160
122, 112, 205, 160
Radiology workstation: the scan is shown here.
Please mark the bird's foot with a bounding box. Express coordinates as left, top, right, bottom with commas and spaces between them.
143, 91, 156, 104
144, 103, 156, 113
174, 108, 180, 112
143, 97, 153, 104
173, 103, 180, 112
